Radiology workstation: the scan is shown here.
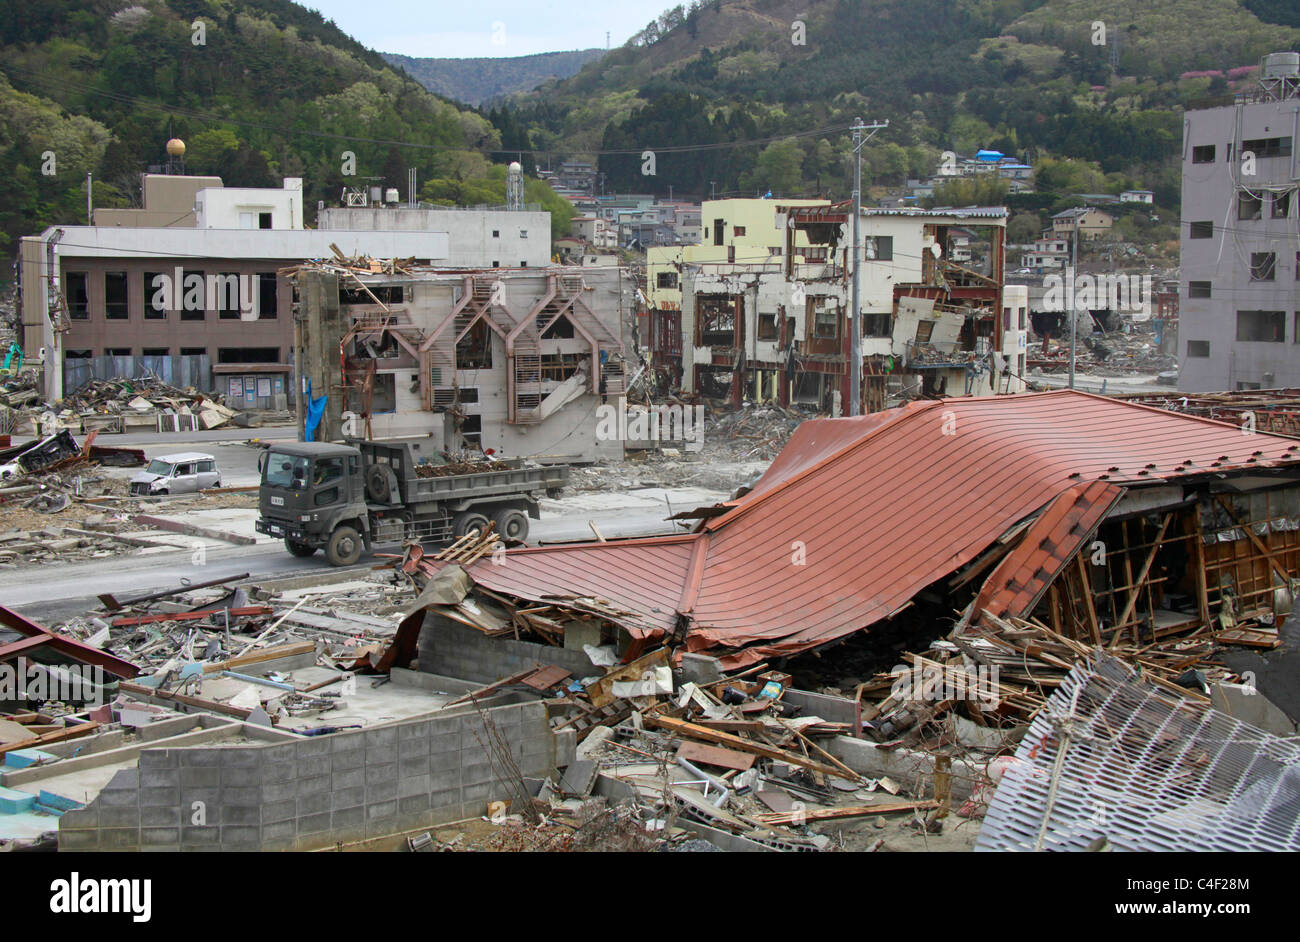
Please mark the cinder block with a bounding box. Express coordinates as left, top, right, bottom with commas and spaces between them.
139, 786, 180, 807
430, 769, 460, 792
331, 749, 366, 771
398, 738, 430, 759
366, 780, 397, 802
366, 800, 397, 820
261, 761, 297, 783
220, 749, 264, 768
222, 805, 261, 825
219, 825, 261, 842
180, 767, 221, 788
462, 782, 492, 805
298, 811, 332, 834
219, 785, 261, 806
60, 807, 97, 829
140, 805, 181, 827
140, 827, 180, 846
367, 726, 399, 746
330, 768, 365, 791
398, 774, 431, 798
296, 775, 331, 797
295, 738, 333, 759
397, 720, 432, 741
263, 780, 298, 803
181, 750, 224, 767
328, 786, 365, 811
399, 793, 431, 815
331, 805, 364, 828
98, 806, 142, 828
398, 756, 430, 778
428, 733, 460, 755
137, 750, 177, 768
219, 767, 262, 787
261, 819, 297, 844
100, 828, 141, 850
330, 731, 365, 752
141, 769, 180, 788
365, 763, 397, 786
58, 827, 102, 850
298, 756, 331, 777
96, 787, 140, 808
263, 799, 297, 824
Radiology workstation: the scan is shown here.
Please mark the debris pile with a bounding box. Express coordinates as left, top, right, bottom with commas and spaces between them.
708, 404, 806, 461
61, 376, 240, 433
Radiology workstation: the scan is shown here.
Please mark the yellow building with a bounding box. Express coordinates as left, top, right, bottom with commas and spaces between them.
646, 198, 831, 311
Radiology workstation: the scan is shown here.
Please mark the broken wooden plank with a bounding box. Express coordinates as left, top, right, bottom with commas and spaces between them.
201, 641, 316, 674
757, 799, 939, 826
677, 740, 756, 772
644, 714, 849, 779
111, 606, 272, 627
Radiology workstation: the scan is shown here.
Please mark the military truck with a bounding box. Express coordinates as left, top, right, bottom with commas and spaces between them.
255, 440, 568, 566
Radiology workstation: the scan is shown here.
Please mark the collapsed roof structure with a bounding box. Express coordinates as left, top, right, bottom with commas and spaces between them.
406, 390, 1300, 669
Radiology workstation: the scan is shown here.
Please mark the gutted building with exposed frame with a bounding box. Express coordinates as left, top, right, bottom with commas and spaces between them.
293, 264, 633, 462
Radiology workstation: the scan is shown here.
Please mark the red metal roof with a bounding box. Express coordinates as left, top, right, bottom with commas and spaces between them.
413, 391, 1300, 668
972, 479, 1123, 620
0, 606, 141, 678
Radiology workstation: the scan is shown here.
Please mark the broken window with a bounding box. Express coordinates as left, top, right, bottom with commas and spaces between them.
864, 236, 893, 260
863, 312, 891, 337
1250, 252, 1276, 281
1236, 310, 1285, 342
258, 273, 278, 318
541, 315, 575, 339
1238, 192, 1263, 221
540, 352, 586, 382
340, 284, 403, 305
456, 318, 493, 369
914, 320, 935, 343
812, 299, 840, 340
757, 312, 778, 341
217, 347, 280, 363
104, 271, 128, 319
1273, 191, 1293, 218
698, 295, 739, 346
65, 272, 89, 319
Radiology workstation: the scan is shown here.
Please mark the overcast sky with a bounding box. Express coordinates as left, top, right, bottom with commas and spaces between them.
296, 1, 683, 58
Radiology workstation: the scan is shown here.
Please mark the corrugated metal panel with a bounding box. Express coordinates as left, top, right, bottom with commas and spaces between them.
975, 655, 1300, 852
422, 391, 1300, 668
973, 479, 1124, 620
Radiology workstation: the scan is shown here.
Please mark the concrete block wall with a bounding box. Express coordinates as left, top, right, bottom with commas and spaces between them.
57, 700, 570, 852
417, 614, 600, 684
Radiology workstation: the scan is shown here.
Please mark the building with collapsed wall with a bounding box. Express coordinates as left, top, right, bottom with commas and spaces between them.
401, 390, 1300, 671
652, 202, 1025, 413
293, 263, 634, 461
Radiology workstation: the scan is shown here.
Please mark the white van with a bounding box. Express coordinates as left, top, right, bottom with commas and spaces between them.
129, 452, 221, 496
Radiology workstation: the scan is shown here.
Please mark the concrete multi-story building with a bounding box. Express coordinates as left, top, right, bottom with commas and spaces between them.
653, 202, 1020, 413
294, 264, 631, 462
18, 163, 552, 405
1180, 53, 1300, 392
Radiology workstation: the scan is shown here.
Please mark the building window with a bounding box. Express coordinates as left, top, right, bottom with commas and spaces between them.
258, 273, 278, 319
65, 349, 92, 359
864, 236, 893, 260
105, 348, 131, 356
214, 273, 243, 319
492, 230, 499, 238
218, 347, 280, 363
492, 261, 500, 268
757, 312, 778, 340
713, 219, 724, 246
1189, 221, 1213, 239
144, 272, 167, 319
141, 348, 169, 357
259, 212, 272, 229
813, 301, 839, 340
656, 271, 678, 289
1186, 340, 1210, 357
733, 225, 746, 237
180, 270, 205, 320
863, 312, 891, 337
1241, 136, 1293, 159
104, 271, 129, 319
1188, 281, 1212, 298
1238, 192, 1262, 221
65, 272, 89, 319
1250, 252, 1276, 281
1273, 191, 1293, 218
1236, 309, 1285, 342
180, 347, 206, 357
914, 320, 935, 343
519, 230, 527, 238
1192, 144, 1216, 164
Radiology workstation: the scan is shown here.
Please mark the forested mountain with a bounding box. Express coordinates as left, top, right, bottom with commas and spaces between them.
384, 49, 606, 106
0, 0, 567, 268
501, 0, 1300, 210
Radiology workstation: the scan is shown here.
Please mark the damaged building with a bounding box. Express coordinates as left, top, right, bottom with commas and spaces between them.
403, 390, 1300, 671
666, 204, 1024, 414
293, 262, 634, 461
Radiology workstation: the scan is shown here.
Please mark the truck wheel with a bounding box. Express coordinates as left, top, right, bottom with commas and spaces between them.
493, 508, 529, 542
285, 538, 316, 558
326, 525, 363, 566
452, 511, 490, 539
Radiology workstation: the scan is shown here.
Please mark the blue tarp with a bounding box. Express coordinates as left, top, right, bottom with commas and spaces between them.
303, 379, 327, 442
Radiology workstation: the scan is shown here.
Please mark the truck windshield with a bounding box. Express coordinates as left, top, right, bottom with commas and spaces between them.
264, 454, 308, 488
146, 459, 174, 476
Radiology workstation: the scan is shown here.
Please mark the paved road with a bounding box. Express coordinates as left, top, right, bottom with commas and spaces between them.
0, 500, 708, 625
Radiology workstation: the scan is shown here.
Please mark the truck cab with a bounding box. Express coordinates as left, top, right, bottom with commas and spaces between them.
255, 442, 368, 564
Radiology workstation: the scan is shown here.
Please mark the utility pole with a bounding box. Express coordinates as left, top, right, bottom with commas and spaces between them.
85, 173, 93, 224
1068, 224, 1077, 389
849, 117, 888, 416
